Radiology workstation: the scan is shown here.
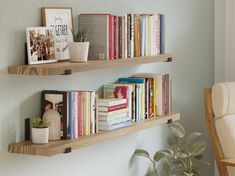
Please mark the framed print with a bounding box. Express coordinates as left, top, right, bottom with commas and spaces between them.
41, 7, 73, 61
26, 27, 57, 65
41, 90, 68, 139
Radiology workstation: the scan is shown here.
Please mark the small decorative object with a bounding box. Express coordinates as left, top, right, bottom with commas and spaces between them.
69, 28, 89, 62
26, 27, 57, 65
41, 7, 74, 61
42, 109, 61, 140
130, 122, 210, 176
31, 118, 51, 144
41, 90, 68, 140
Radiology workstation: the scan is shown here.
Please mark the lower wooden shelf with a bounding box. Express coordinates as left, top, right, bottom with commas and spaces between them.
8, 113, 180, 157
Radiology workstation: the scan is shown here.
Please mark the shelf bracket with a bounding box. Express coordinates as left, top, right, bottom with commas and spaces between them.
64, 147, 72, 154
61, 69, 72, 75
167, 119, 173, 124
165, 57, 173, 62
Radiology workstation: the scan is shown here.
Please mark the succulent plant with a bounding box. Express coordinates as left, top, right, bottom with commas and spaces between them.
72, 28, 87, 42
31, 118, 50, 128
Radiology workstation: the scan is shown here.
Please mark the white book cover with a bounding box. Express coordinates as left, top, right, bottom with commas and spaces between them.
98, 98, 127, 106
98, 116, 131, 126
79, 15, 109, 60
90, 91, 96, 134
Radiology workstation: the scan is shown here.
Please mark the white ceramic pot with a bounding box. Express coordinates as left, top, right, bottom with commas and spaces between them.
32, 128, 49, 144
69, 42, 89, 62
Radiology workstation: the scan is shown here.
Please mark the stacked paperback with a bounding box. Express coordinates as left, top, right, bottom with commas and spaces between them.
102, 73, 171, 123
97, 98, 132, 130
79, 13, 165, 60
41, 90, 98, 140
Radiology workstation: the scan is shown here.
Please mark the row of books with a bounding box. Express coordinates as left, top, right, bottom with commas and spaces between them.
97, 98, 132, 131
102, 73, 171, 122
41, 90, 98, 140
79, 13, 165, 60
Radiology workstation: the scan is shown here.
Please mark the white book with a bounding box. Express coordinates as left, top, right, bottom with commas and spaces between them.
98, 116, 131, 126
98, 121, 132, 131
90, 91, 96, 134
99, 112, 129, 121
98, 98, 127, 106
79, 14, 109, 60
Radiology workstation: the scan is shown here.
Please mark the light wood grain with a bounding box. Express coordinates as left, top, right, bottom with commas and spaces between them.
8, 54, 178, 76
8, 113, 180, 156
204, 88, 230, 176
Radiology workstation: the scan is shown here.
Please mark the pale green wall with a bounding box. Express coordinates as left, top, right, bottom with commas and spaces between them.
0, 0, 214, 175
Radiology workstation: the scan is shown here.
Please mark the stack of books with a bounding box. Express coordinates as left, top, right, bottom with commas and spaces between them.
78, 13, 165, 60
98, 98, 132, 130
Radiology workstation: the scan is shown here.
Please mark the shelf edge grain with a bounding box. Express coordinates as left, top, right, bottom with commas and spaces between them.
8, 113, 180, 157
8, 54, 179, 76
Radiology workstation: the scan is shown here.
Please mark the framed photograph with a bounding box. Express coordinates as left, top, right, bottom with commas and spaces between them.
41, 7, 74, 61
26, 27, 57, 65
41, 90, 68, 140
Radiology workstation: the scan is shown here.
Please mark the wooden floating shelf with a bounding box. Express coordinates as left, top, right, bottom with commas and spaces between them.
8, 113, 180, 157
8, 54, 178, 76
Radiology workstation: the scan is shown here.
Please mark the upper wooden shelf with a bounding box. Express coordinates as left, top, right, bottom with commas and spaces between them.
8, 54, 178, 76
8, 113, 180, 156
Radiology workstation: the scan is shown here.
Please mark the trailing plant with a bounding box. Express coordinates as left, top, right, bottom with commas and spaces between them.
72, 28, 87, 42
132, 122, 210, 176
31, 118, 50, 128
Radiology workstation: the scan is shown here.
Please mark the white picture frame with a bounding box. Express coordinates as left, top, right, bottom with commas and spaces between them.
26, 27, 57, 65
41, 7, 74, 61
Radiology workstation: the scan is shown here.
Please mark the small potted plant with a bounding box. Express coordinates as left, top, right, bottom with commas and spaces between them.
31, 118, 51, 144
69, 28, 89, 62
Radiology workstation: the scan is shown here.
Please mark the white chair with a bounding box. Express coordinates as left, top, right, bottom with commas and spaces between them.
204, 82, 235, 176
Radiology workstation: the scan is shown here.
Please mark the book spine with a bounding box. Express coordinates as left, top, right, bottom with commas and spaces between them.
109, 15, 114, 60
69, 92, 73, 139
99, 103, 128, 112
160, 14, 165, 54
127, 14, 131, 58
130, 14, 134, 58
78, 92, 82, 137
73, 91, 78, 139
118, 16, 122, 59
90, 92, 95, 134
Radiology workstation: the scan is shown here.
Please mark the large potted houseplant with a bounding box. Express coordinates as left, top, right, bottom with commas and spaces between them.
131, 122, 210, 176
69, 28, 89, 62
31, 118, 50, 144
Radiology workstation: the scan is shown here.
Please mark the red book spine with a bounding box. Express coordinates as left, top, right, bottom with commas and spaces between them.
116, 16, 119, 59
99, 103, 128, 112
109, 15, 114, 60
78, 92, 83, 137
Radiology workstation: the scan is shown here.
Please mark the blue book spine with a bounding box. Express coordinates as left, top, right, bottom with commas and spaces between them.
118, 77, 145, 83
69, 91, 73, 139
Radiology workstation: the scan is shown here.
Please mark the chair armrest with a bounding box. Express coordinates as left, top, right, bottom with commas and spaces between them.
220, 159, 235, 167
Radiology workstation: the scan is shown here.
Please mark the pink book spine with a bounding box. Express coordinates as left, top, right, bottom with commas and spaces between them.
115, 16, 119, 59
78, 92, 83, 137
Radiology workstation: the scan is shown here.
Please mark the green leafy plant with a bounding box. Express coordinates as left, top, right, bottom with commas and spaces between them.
72, 28, 87, 42
132, 122, 210, 176
31, 118, 50, 128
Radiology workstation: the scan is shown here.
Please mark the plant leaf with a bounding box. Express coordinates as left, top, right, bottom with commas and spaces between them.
167, 135, 178, 147
169, 122, 185, 138
163, 158, 171, 176
191, 141, 206, 156
154, 149, 173, 162
185, 132, 202, 145
133, 149, 150, 158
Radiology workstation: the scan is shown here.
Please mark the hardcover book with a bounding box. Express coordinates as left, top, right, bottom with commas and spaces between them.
79, 14, 110, 60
